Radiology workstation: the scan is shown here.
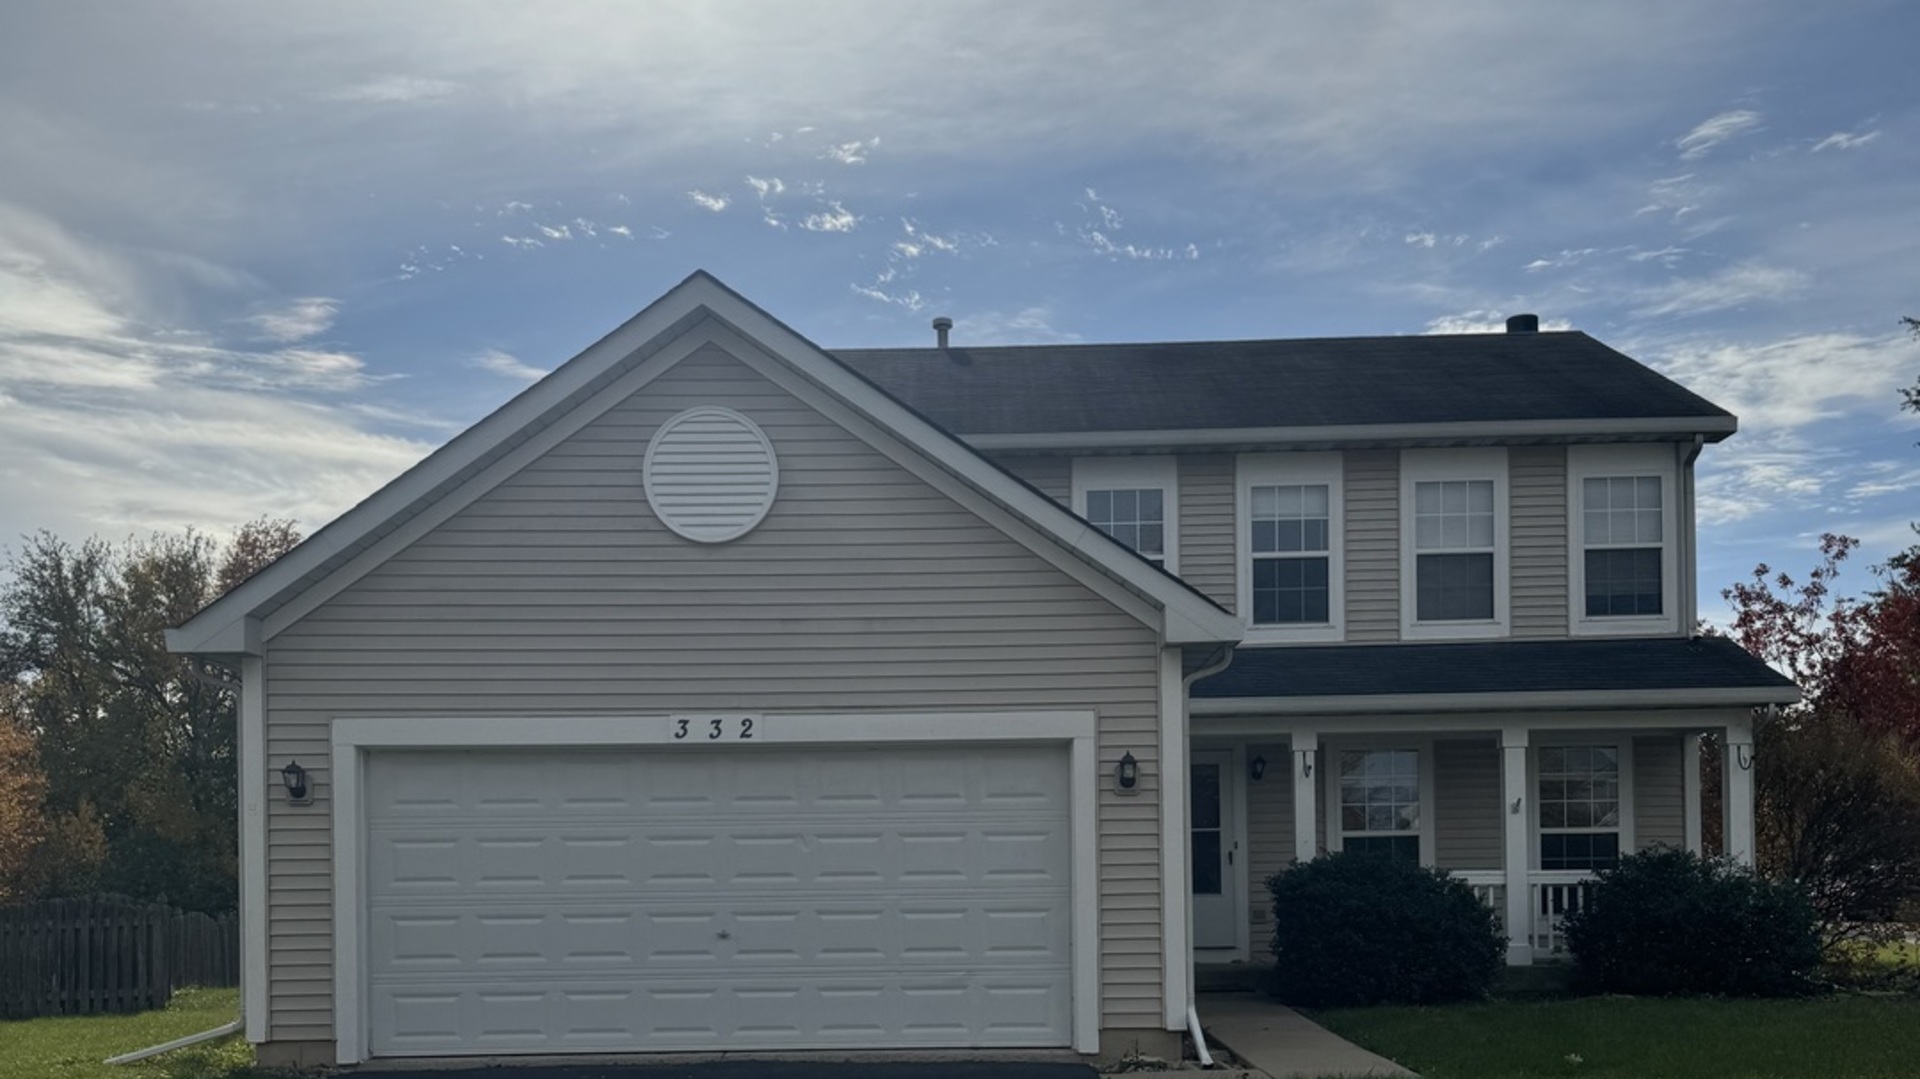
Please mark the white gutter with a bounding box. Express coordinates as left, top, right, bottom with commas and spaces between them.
105, 1019, 243, 1066
1192, 684, 1800, 716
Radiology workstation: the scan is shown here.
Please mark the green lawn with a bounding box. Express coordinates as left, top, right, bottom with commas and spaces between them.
0, 987, 269, 1079
1315, 995, 1920, 1079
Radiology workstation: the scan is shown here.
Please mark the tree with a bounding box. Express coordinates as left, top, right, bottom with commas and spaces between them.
0, 520, 301, 912
0, 701, 47, 899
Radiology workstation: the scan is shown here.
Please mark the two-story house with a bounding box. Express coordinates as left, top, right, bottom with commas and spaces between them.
169, 272, 1795, 1070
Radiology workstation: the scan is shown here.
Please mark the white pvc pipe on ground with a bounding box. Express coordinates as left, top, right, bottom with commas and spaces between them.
104, 1018, 243, 1066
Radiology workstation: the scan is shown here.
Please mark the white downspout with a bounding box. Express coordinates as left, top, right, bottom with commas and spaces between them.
105, 1019, 245, 1066
1180, 646, 1235, 1068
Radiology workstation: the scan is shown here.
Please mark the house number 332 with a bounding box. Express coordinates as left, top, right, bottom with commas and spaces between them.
670, 715, 757, 741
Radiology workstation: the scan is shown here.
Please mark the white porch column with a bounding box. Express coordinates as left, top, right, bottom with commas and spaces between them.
1292, 729, 1318, 863
1500, 726, 1533, 966
1724, 718, 1756, 866
1682, 732, 1704, 855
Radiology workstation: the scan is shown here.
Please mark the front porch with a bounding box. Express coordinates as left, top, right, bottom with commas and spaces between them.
1187, 717, 1757, 968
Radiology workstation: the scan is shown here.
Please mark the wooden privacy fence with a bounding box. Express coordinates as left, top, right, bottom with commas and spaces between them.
0, 895, 239, 1019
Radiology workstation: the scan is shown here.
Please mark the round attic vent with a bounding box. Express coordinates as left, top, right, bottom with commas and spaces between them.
643, 406, 780, 543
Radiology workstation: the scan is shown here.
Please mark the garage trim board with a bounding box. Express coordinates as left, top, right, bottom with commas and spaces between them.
330, 710, 1101, 1064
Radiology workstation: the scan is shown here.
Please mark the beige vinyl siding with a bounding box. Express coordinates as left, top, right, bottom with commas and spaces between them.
1178, 455, 1236, 612
1509, 446, 1569, 638
1244, 743, 1294, 937
991, 453, 1071, 504
1434, 739, 1502, 871
1635, 736, 1685, 851
261, 342, 1167, 1042
1345, 451, 1399, 641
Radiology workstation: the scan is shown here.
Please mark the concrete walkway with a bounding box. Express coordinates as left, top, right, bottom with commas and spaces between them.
1198, 993, 1416, 1079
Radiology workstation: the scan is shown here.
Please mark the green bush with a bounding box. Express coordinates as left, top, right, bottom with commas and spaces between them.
1267, 851, 1503, 1007
1562, 847, 1821, 997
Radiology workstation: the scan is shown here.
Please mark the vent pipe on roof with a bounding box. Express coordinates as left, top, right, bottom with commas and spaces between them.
932, 316, 952, 349
1506, 313, 1540, 334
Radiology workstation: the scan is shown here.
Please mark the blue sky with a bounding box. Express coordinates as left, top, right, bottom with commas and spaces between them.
2, 2, 1915, 619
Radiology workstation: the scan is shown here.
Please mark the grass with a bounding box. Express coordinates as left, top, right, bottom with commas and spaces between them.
1314, 995, 1920, 1079
0, 987, 270, 1079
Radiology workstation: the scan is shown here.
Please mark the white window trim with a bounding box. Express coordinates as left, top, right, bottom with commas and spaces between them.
1528, 734, 1636, 872
1072, 455, 1179, 574
1236, 452, 1344, 644
1567, 444, 1681, 636
1322, 737, 1436, 865
1400, 447, 1510, 640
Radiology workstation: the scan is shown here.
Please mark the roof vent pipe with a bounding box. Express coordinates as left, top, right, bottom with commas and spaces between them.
1506, 313, 1540, 334
931, 316, 952, 349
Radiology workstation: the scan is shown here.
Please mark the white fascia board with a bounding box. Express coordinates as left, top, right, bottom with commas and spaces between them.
167, 277, 730, 657
687, 288, 1242, 646
961, 416, 1739, 453
1191, 684, 1800, 717
1192, 705, 1764, 738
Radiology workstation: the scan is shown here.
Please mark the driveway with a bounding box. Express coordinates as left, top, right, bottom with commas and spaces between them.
339, 1062, 1097, 1079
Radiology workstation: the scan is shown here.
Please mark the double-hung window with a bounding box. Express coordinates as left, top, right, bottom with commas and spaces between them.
1569, 445, 1678, 634
1538, 745, 1624, 871
1332, 747, 1424, 863
1072, 456, 1177, 572
1401, 449, 1508, 639
1238, 454, 1342, 642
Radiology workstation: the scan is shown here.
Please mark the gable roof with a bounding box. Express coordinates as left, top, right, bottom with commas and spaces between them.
167, 271, 1243, 658
833, 332, 1735, 450
1190, 636, 1798, 714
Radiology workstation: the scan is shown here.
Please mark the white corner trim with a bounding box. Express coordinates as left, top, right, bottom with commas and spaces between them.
239, 657, 267, 1044
1072, 456, 1180, 574
1158, 649, 1189, 1029
328, 710, 1101, 1061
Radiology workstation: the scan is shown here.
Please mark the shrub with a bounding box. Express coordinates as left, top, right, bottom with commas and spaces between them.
1267, 851, 1503, 1007
1757, 714, 1920, 951
1562, 847, 1821, 997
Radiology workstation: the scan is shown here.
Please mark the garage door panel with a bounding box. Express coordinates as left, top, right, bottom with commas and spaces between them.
364, 745, 1073, 1054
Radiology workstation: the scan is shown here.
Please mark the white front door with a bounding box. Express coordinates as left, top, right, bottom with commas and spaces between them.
1191, 750, 1239, 949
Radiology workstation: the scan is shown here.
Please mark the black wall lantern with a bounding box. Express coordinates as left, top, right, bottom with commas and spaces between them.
281, 760, 312, 806
1114, 751, 1139, 793
1249, 755, 1268, 783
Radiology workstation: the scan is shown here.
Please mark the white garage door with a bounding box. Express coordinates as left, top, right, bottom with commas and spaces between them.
362, 744, 1073, 1056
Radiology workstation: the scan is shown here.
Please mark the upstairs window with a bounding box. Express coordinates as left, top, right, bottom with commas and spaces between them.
1072, 456, 1178, 573
1582, 477, 1662, 617
1086, 488, 1166, 566
1238, 453, 1343, 642
1569, 445, 1678, 635
1250, 484, 1330, 624
1400, 448, 1508, 639
1414, 480, 1495, 621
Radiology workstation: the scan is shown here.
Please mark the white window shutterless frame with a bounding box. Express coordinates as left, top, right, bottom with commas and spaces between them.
1237, 453, 1343, 644
1568, 444, 1680, 636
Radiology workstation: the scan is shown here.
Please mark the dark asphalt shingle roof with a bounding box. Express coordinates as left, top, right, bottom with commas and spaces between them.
830, 332, 1732, 437
1191, 636, 1794, 700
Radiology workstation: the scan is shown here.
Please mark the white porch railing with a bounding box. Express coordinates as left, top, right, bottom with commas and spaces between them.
1453, 870, 1594, 961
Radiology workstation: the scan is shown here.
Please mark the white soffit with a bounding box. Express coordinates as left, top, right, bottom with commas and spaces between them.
643, 405, 780, 543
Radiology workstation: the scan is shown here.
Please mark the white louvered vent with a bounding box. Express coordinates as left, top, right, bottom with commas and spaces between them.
642, 406, 780, 543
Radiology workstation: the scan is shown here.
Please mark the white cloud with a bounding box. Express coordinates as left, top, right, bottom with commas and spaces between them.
1632, 261, 1806, 318
800, 201, 858, 232
1424, 311, 1574, 334
745, 175, 785, 199
824, 137, 880, 164
469, 348, 547, 381
246, 297, 338, 343
1523, 248, 1598, 272
1675, 109, 1762, 159
324, 75, 463, 104
607, 225, 633, 238
687, 190, 730, 212
1811, 129, 1879, 152
1405, 232, 1437, 248
1651, 332, 1911, 431
850, 282, 925, 310
951, 307, 1083, 346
